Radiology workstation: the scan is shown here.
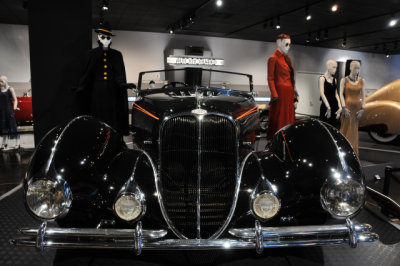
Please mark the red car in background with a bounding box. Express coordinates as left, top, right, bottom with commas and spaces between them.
14, 96, 33, 125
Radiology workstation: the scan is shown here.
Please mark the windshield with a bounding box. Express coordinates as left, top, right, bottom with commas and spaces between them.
138, 68, 253, 92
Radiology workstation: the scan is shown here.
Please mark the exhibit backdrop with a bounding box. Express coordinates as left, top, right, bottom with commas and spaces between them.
1, 23, 400, 116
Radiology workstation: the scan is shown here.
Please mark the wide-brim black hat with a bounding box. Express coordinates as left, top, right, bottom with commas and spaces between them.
95, 22, 115, 36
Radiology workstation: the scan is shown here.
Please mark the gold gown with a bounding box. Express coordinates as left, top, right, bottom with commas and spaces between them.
340, 77, 363, 156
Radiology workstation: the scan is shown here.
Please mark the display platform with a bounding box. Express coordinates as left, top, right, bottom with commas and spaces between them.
1, 132, 399, 265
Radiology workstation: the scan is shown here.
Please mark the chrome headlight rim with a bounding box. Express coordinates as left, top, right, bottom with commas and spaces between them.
25, 177, 73, 221
113, 192, 146, 223
250, 191, 281, 221
320, 177, 366, 219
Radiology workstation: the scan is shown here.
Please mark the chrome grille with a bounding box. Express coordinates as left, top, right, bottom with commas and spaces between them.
160, 114, 237, 239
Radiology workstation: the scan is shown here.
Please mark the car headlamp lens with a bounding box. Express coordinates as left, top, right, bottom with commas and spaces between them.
252, 192, 280, 220
26, 179, 70, 219
114, 194, 142, 221
321, 178, 365, 218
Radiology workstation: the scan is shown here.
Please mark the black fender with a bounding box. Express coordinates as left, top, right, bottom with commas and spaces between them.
257, 119, 363, 224
25, 116, 127, 226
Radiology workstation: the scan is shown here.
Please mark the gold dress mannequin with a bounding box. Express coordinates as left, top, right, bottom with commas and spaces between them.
340, 77, 363, 155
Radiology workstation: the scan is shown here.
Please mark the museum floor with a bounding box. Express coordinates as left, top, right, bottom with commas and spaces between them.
0, 132, 399, 265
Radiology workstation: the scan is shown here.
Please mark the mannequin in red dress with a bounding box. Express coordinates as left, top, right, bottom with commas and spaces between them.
266, 34, 297, 140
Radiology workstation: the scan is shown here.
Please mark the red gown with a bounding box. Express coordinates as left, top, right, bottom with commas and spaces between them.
266, 50, 296, 140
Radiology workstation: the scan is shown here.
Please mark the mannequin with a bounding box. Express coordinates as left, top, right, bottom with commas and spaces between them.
266, 34, 298, 140
319, 60, 341, 127
77, 23, 129, 136
339, 60, 365, 155
0, 75, 20, 150
148, 80, 155, 89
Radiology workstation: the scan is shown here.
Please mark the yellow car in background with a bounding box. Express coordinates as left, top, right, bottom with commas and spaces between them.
359, 79, 400, 144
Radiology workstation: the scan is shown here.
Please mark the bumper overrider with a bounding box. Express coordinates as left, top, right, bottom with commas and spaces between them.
10, 219, 378, 255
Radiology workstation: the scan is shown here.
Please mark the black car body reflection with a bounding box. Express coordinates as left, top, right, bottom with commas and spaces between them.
12, 68, 378, 254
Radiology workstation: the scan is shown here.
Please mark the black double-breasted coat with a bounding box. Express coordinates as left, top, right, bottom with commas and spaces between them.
77, 46, 129, 135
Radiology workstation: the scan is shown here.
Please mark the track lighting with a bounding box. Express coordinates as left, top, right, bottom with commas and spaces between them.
342, 36, 347, 48
306, 7, 312, 21
169, 28, 174, 34
386, 52, 390, 58
101, 0, 109, 11
389, 17, 398, 27
276, 16, 281, 29
216, 0, 223, 7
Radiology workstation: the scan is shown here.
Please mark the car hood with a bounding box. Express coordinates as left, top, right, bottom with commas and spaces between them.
137, 92, 255, 119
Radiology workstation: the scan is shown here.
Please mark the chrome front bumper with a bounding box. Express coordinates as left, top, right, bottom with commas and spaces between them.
10, 219, 378, 255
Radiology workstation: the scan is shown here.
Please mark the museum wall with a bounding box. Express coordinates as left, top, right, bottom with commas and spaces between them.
1, 23, 400, 97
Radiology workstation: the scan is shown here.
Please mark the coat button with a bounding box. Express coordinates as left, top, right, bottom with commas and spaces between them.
104, 53, 107, 56
104, 58, 107, 62
104, 72, 107, 75
104, 76, 107, 80
104, 65, 107, 68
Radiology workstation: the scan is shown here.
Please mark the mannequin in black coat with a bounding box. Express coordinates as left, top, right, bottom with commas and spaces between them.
77, 28, 129, 136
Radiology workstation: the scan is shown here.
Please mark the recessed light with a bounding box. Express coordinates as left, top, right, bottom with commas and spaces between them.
216, 0, 223, 7
389, 19, 398, 27
331, 4, 338, 12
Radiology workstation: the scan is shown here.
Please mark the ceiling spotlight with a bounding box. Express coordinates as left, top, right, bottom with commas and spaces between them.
306, 7, 312, 21
276, 16, 281, 29
216, 0, 223, 7
101, 0, 109, 11
342, 36, 347, 48
169, 28, 174, 34
386, 52, 390, 58
389, 18, 398, 27
331, 4, 338, 12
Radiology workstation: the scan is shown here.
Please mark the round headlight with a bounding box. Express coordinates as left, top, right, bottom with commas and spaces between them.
320, 178, 365, 218
252, 192, 280, 220
114, 194, 142, 221
26, 179, 71, 219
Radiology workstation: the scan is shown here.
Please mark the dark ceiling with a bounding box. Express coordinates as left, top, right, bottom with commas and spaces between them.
1, 0, 400, 55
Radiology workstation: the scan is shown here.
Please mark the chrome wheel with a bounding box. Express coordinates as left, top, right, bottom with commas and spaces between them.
368, 131, 399, 144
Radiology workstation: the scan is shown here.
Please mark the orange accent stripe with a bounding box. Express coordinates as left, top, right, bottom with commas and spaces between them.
97, 128, 111, 156
236, 107, 258, 120
97, 28, 112, 34
281, 131, 294, 162
133, 104, 159, 120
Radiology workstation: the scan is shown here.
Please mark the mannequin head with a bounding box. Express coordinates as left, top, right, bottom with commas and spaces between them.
97, 34, 112, 48
0, 75, 8, 89
149, 80, 155, 89
95, 22, 114, 49
326, 60, 337, 76
349, 61, 361, 77
276, 34, 291, 54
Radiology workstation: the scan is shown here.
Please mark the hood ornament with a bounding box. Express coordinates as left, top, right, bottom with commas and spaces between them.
191, 108, 207, 115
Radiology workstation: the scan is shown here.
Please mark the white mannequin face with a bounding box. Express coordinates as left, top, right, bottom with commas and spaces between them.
277, 38, 291, 54
327, 62, 337, 76
350, 62, 361, 77
149, 83, 155, 89
98, 34, 112, 48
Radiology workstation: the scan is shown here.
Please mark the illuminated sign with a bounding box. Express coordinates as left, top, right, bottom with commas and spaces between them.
167, 56, 224, 66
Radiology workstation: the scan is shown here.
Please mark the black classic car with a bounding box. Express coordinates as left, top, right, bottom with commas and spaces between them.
11, 68, 378, 254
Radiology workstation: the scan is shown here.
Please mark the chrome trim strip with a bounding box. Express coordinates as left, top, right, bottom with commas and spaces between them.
158, 112, 241, 240
11, 221, 378, 252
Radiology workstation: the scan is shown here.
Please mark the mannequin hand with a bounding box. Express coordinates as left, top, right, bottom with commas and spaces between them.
270, 97, 279, 105
14, 107, 20, 111
325, 108, 331, 119
335, 108, 342, 120
356, 108, 364, 120
343, 107, 350, 118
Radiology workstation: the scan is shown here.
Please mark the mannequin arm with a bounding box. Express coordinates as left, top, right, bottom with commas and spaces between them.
356, 79, 366, 119
339, 78, 346, 108
319, 77, 330, 109
267, 56, 279, 99
9, 87, 19, 110
335, 90, 342, 119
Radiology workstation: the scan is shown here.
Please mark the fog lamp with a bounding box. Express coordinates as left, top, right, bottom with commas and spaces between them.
26, 179, 71, 219
321, 178, 365, 218
114, 194, 142, 221
252, 192, 280, 220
